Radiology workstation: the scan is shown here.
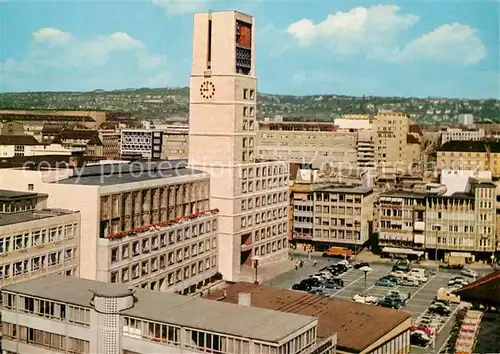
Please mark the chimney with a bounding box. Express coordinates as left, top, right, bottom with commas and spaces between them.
238, 293, 251, 307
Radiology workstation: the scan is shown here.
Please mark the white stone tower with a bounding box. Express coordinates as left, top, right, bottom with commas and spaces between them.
188, 11, 289, 281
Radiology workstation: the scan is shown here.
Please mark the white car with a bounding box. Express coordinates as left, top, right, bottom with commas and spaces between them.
402, 279, 419, 287
352, 294, 378, 304
390, 270, 406, 278
461, 269, 478, 278
337, 260, 353, 269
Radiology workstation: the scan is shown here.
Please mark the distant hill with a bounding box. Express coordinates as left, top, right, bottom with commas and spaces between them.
1, 88, 499, 123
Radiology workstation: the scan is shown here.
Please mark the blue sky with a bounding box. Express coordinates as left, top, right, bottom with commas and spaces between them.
0, 0, 499, 98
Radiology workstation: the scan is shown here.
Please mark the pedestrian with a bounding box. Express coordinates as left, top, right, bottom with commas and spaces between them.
313, 260, 317, 267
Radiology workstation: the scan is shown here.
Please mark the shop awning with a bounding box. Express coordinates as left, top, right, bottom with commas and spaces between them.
381, 247, 424, 257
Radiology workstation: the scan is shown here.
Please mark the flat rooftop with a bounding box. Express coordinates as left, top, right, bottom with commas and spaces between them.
319, 185, 373, 195
56, 160, 205, 186
380, 190, 430, 199
3, 275, 316, 344
0, 189, 38, 201
205, 283, 411, 352
0, 208, 77, 227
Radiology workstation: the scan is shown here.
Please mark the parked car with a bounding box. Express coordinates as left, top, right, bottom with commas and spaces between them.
461, 268, 478, 278
324, 282, 341, 290
337, 260, 353, 269
428, 304, 451, 316
292, 283, 311, 291
377, 297, 402, 309
410, 331, 430, 347
326, 278, 344, 287
392, 261, 411, 272
376, 279, 395, 287
300, 278, 322, 287
402, 279, 419, 287
381, 275, 403, 285
353, 262, 370, 269
390, 270, 407, 278
353, 294, 378, 304
385, 294, 407, 307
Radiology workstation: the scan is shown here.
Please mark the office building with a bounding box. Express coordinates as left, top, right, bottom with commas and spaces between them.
437, 141, 500, 177
99, 129, 122, 160
379, 173, 497, 259
290, 182, 374, 251
255, 120, 358, 165
0, 190, 80, 287
441, 128, 485, 145
458, 113, 474, 126
120, 129, 163, 159
0, 162, 219, 294
160, 124, 189, 160
188, 11, 289, 281
1, 274, 336, 354
206, 282, 411, 354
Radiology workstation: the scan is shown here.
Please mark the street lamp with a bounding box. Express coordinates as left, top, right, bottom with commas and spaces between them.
359, 266, 373, 295
432, 225, 440, 274
252, 256, 260, 284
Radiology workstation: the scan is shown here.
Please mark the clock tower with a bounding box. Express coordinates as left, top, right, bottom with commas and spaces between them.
188, 11, 289, 282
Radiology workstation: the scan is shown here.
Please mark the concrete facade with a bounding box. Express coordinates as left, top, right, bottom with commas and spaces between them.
1, 275, 335, 354
120, 129, 163, 159
0, 163, 219, 294
441, 128, 485, 145
0, 190, 80, 288
290, 183, 374, 251
188, 11, 289, 281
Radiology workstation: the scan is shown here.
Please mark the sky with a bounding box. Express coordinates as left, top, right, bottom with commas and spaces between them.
0, 0, 499, 98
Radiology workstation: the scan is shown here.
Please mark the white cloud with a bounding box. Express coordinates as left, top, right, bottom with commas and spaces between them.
152, 0, 208, 15
1, 28, 171, 91
397, 23, 486, 65
285, 5, 486, 65
287, 5, 418, 53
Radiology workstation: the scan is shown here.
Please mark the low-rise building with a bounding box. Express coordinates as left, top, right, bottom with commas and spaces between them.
1, 275, 336, 354
0, 190, 80, 287
256, 120, 358, 165
441, 128, 485, 145
0, 135, 73, 158
121, 129, 163, 160
290, 182, 374, 252
206, 282, 412, 354
437, 141, 500, 177
0, 161, 219, 295
161, 124, 189, 160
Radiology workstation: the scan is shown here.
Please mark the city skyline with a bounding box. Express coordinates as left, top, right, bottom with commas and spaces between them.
0, 0, 499, 99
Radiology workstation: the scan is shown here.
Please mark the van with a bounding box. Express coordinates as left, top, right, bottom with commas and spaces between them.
409, 268, 426, 276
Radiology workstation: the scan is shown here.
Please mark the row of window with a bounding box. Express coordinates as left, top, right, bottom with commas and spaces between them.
253, 238, 288, 257
313, 230, 361, 241
0, 247, 78, 280
314, 206, 363, 215
241, 164, 288, 179
0, 223, 78, 254
314, 193, 364, 203
0, 198, 37, 213
115, 255, 217, 285
109, 219, 217, 263
3, 293, 91, 327
2, 324, 88, 353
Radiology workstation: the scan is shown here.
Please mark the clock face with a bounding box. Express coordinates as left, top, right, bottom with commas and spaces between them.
200, 81, 215, 99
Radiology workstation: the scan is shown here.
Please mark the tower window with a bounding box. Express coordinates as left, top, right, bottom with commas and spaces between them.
243, 89, 249, 100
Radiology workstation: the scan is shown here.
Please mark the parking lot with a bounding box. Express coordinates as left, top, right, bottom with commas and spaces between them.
266, 258, 463, 321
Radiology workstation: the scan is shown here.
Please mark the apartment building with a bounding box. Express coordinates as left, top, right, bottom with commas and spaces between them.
373, 110, 422, 173
357, 129, 376, 169
54, 129, 104, 157
1, 274, 336, 354
120, 129, 163, 159
0, 190, 80, 287
458, 113, 474, 126
188, 11, 289, 281
380, 179, 497, 259
255, 120, 358, 165
160, 124, 189, 160
99, 129, 122, 159
437, 141, 500, 177
378, 190, 428, 251
441, 128, 485, 145
425, 180, 496, 258
0, 162, 219, 294
290, 182, 374, 251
